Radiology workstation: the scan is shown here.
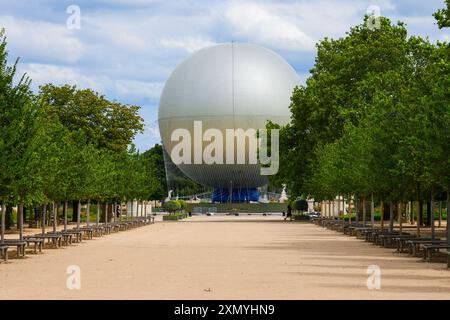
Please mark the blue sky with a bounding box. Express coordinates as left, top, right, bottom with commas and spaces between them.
1, 0, 448, 151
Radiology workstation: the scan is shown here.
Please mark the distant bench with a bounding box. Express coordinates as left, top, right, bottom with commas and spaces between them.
24, 234, 63, 248
406, 239, 446, 256
0, 245, 8, 261
0, 240, 27, 258
422, 244, 450, 262
446, 251, 450, 268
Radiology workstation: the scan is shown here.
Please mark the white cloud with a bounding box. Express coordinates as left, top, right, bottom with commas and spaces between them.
160, 37, 216, 53
0, 15, 85, 64
19, 63, 100, 90
19, 63, 163, 104
224, 1, 316, 52
114, 80, 164, 101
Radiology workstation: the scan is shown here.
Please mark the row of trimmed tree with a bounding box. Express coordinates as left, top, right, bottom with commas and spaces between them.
270, 5, 450, 230
0, 29, 166, 232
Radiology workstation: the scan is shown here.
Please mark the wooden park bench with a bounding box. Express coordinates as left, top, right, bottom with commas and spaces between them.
311, 217, 326, 225
395, 236, 435, 253
372, 231, 402, 245
99, 224, 112, 235
323, 220, 340, 230
322, 220, 337, 228
422, 244, 450, 262
24, 234, 63, 248
73, 227, 94, 239
350, 227, 376, 239
446, 251, 450, 268
1, 240, 27, 258
82, 225, 105, 237
361, 228, 384, 242
343, 223, 363, 235
0, 245, 8, 261
104, 222, 122, 232
21, 238, 44, 254
378, 232, 410, 247
80, 226, 104, 237
109, 221, 129, 231
124, 220, 139, 229
58, 229, 83, 243
406, 239, 446, 256
46, 232, 73, 246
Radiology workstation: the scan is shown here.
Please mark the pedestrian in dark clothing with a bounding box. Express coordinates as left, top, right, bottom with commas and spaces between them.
285, 203, 292, 221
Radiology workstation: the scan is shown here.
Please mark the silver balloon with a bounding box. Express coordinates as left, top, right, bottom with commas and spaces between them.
158, 43, 300, 188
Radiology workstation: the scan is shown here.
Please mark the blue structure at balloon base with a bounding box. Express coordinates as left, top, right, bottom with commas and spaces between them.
212, 188, 259, 203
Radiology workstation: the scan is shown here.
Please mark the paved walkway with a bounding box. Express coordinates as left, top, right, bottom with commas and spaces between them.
1, 216, 449, 299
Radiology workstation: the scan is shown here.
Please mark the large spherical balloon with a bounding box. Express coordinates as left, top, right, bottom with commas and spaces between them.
158, 43, 300, 189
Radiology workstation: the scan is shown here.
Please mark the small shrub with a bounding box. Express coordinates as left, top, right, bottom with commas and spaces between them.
292, 199, 308, 212
163, 200, 180, 213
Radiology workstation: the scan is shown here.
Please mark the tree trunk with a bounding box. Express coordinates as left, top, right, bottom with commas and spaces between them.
438, 201, 442, 228
1, 203, 5, 243
18, 204, 24, 240
370, 194, 375, 227
425, 201, 431, 227
389, 202, 394, 232
63, 201, 68, 231
446, 189, 449, 248
96, 201, 100, 226
5, 205, 13, 230
72, 200, 79, 223
76, 200, 81, 229
418, 200, 424, 227
362, 196, 366, 227
53, 202, 57, 233
417, 200, 421, 237
23, 206, 27, 223
86, 199, 91, 227
41, 204, 47, 235
430, 194, 435, 240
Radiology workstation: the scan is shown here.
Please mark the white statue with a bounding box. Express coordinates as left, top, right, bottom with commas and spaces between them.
165, 190, 173, 202
279, 184, 288, 203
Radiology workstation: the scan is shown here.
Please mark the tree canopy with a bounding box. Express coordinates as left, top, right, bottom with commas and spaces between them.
0, 28, 167, 213
271, 14, 450, 206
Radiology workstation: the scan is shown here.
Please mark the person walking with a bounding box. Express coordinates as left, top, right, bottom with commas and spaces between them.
285, 203, 292, 221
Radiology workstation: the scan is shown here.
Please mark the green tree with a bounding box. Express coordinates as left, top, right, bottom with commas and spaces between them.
142, 144, 167, 201
434, 0, 450, 29
274, 17, 431, 198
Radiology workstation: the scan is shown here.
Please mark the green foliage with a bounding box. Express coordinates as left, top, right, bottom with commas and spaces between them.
434, 0, 450, 28
39, 84, 144, 152
163, 200, 180, 213
292, 199, 308, 212
141, 144, 167, 201
176, 199, 187, 211
162, 212, 187, 221
0, 28, 166, 211
273, 16, 450, 204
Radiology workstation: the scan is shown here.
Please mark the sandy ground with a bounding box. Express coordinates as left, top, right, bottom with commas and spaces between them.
1, 216, 449, 299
